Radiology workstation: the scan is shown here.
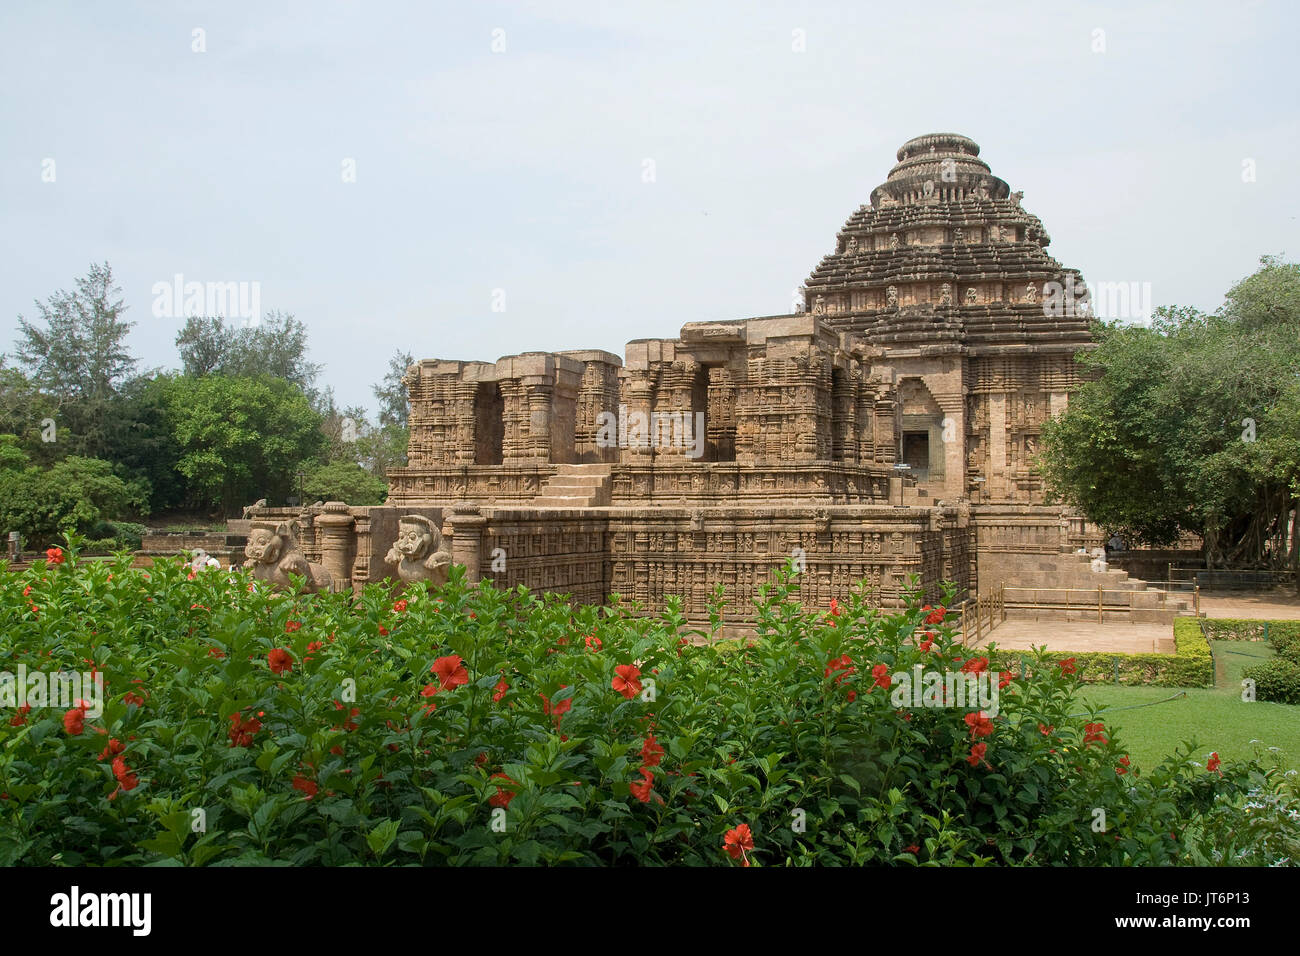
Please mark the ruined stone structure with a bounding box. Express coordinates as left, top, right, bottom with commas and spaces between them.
259, 135, 1180, 627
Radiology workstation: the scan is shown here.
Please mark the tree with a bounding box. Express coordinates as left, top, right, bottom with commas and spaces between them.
161, 374, 326, 515
1040, 257, 1300, 573
0, 436, 149, 549
12, 262, 136, 459
302, 461, 387, 505
374, 349, 414, 429
175, 311, 322, 396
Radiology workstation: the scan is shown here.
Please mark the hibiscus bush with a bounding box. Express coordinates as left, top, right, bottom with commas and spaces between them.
0, 539, 1271, 866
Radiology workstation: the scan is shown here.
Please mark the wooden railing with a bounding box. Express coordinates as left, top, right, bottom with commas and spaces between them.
957, 584, 1006, 645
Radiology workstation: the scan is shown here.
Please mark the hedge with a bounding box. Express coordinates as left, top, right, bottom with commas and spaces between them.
1201, 619, 1300, 645
987, 618, 1213, 688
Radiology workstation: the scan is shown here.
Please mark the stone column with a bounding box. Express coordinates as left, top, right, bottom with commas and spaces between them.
936, 396, 965, 500
1049, 391, 1069, 419
988, 393, 1008, 500
315, 502, 356, 592
525, 379, 555, 461
350, 510, 372, 594
447, 503, 487, 584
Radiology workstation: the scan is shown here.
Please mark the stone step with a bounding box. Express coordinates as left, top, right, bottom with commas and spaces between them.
553, 464, 613, 475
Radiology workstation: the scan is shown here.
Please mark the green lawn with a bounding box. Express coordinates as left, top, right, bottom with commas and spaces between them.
1075, 640, 1299, 773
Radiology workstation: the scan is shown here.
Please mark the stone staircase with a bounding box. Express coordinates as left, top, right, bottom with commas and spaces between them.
531, 464, 612, 508
1000, 551, 1194, 624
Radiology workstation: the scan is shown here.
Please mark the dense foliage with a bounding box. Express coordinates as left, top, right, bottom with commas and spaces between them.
1243, 623, 1300, 705
1, 545, 1289, 867
1040, 256, 1300, 571
1, 265, 411, 541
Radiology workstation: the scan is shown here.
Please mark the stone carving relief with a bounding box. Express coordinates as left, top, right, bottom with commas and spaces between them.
244, 521, 333, 593
886, 286, 898, 307
846, 236, 857, 254
889, 234, 900, 250
384, 514, 452, 586
812, 294, 826, 315
939, 283, 952, 305
965, 287, 978, 305
1025, 283, 1037, 304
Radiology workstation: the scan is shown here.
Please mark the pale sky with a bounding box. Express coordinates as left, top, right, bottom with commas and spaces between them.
2, 0, 1296, 415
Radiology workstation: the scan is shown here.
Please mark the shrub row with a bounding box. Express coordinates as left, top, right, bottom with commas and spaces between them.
0, 542, 1274, 865
987, 618, 1213, 689
1240, 619, 1300, 704
1202, 618, 1300, 644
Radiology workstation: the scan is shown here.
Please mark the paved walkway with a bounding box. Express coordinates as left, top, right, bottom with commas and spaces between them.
1197, 589, 1300, 620
972, 619, 1175, 654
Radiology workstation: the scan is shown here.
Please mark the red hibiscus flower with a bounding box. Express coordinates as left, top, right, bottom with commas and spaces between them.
292, 774, 319, 799
846, 690, 857, 702
629, 767, 655, 803
918, 632, 934, 652
998, 671, 1013, 689
612, 664, 643, 700
98, 738, 126, 761
110, 756, 140, 794
829, 598, 842, 617
967, 742, 990, 768
332, 700, 360, 731
489, 773, 517, 809
285, 620, 302, 633
1206, 752, 1222, 775
585, 633, 602, 652
1058, 657, 1078, 676
268, 648, 294, 674
723, 823, 754, 866
871, 664, 892, 690
9, 703, 31, 727
905, 845, 920, 854
824, 654, 855, 680
1116, 755, 1130, 775
123, 691, 145, 707
207, 646, 226, 659
378, 625, 389, 636
963, 711, 995, 739
227, 712, 262, 748
393, 599, 408, 613
492, 677, 509, 702
641, 734, 665, 768
431, 655, 469, 690
1038, 723, 1054, 736
22, 585, 31, 597
960, 656, 988, 675
1083, 722, 1108, 747
63, 706, 86, 735
924, 605, 946, 626
46, 547, 65, 565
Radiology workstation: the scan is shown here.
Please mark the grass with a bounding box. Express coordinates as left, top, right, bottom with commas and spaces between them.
1074, 639, 1299, 772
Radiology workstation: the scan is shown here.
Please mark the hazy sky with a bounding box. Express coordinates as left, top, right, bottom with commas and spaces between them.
2, 1, 1296, 415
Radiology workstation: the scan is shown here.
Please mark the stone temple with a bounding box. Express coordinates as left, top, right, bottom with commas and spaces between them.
232, 134, 1186, 627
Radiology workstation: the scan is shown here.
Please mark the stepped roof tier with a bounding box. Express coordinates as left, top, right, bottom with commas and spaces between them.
803, 133, 1093, 353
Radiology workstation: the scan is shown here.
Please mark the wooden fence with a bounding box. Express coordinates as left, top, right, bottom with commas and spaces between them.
1000, 584, 1199, 620
957, 584, 1006, 645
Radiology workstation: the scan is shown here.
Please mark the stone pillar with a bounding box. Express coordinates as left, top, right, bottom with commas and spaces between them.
1049, 390, 1069, 419
350, 510, 372, 593
525, 379, 554, 461
447, 503, 487, 583
936, 396, 965, 500
315, 502, 356, 592
988, 392, 1008, 500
